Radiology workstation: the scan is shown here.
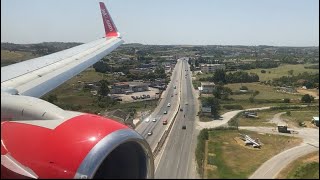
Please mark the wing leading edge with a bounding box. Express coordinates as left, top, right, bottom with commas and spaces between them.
1, 2, 123, 98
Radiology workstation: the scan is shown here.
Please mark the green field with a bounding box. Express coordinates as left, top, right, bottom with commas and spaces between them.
204, 129, 302, 179
201, 82, 318, 115
1, 50, 38, 66
281, 109, 319, 127
225, 83, 303, 100
237, 110, 282, 127
244, 64, 319, 81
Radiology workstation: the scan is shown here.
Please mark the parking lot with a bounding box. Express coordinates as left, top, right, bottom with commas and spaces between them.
111, 87, 160, 102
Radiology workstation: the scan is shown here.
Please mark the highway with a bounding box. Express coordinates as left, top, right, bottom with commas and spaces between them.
135, 58, 199, 178
155, 59, 198, 178
135, 59, 183, 151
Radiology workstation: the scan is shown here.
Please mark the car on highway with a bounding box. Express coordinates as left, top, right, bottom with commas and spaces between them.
145, 118, 150, 122
152, 118, 157, 122
164, 111, 167, 114
167, 103, 171, 107
147, 131, 153, 136
162, 119, 168, 125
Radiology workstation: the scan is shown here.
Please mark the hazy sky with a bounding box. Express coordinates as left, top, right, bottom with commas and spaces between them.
1, 0, 319, 46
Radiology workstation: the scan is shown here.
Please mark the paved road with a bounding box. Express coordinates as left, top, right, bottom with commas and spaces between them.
155, 58, 199, 178
135, 59, 183, 151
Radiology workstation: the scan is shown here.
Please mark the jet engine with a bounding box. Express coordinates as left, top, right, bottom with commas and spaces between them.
1, 94, 154, 179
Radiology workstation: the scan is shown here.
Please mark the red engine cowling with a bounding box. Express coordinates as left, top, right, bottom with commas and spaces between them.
1, 114, 154, 179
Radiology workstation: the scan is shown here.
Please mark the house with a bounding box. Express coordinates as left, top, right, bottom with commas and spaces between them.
200, 64, 226, 73
111, 82, 149, 94
201, 106, 211, 114
111, 82, 130, 94
199, 82, 215, 94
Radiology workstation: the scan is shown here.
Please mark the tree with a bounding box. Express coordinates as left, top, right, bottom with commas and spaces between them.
253, 90, 260, 97
288, 70, 294, 76
212, 85, 223, 99
249, 90, 260, 103
283, 98, 290, 103
301, 94, 314, 103
205, 97, 221, 119
154, 66, 166, 78
98, 80, 110, 97
213, 69, 226, 83
213, 85, 232, 100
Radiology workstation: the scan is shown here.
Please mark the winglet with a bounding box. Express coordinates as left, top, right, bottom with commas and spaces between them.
99, 2, 120, 38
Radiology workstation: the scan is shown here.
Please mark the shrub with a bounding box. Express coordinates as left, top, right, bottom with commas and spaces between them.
240, 86, 248, 90
223, 104, 243, 110
195, 129, 209, 177
301, 94, 314, 103
286, 111, 291, 116
283, 98, 290, 103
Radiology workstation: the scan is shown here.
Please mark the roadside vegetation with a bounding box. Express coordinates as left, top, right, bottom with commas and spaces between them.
277, 151, 319, 179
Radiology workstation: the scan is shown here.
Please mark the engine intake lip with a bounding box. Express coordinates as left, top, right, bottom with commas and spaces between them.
74, 128, 154, 179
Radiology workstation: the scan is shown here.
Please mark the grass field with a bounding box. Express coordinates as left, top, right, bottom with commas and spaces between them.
277, 151, 319, 179
237, 110, 283, 127
217, 82, 305, 113
225, 83, 303, 100
1, 50, 38, 66
244, 64, 319, 81
205, 129, 302, 179
281, 108, 319, 127
233, 106, 319, 127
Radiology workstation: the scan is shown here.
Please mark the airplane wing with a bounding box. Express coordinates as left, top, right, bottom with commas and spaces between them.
1, 2, 123, 98
1, 2, 154, 179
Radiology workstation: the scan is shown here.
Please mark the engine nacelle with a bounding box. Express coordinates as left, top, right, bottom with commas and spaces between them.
1, 95, 154, 179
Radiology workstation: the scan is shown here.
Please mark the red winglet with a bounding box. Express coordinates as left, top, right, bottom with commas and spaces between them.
99, 2, 120, 38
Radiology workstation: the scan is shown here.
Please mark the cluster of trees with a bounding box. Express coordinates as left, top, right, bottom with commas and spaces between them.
201, 97, 221, 119
226, 71, 259, 83
301, 94, 315, 103
201, 84, 234, 118
231, 60, 279, 70
93, 61, 131, 74
272, 72, 319, 88
93, 60, 167, 81
199, 69, 259, 84
126, 66, 166, 81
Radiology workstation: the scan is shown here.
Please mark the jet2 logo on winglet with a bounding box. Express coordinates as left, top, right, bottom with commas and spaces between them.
101, 9, 114, 32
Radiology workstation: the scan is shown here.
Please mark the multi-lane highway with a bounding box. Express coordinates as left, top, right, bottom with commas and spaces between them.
135, 58, 198, 178
155, 59, 198, 178
135, 59, 183, 151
